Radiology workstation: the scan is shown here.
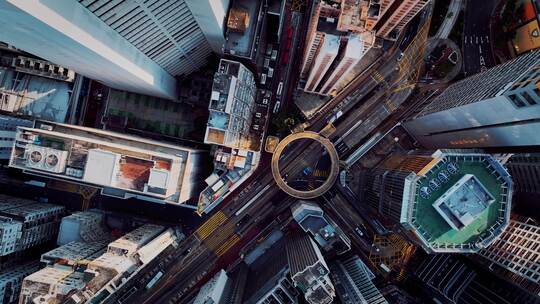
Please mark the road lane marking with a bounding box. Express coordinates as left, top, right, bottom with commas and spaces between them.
196, 211, 227, 241
235, 184, 271, 216
215, 234, 241, 257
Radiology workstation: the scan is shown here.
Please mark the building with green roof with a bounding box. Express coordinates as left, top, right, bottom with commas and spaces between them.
362, 150, 512, 253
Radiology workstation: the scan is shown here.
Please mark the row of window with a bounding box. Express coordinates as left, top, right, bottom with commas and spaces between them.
507, 88, 540, 108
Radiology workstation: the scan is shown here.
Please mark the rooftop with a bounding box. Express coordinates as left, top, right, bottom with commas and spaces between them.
224, 0, 263, 58
405, 152, 512, 252
9, 121, 200, 204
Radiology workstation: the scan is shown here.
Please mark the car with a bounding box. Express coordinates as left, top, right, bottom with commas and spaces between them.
253, 124, 260, 131
327, 110, 343, 124
181, 247, 192, 256
260, 74, 267, 85
236, 214, 251, 227
255, 112, 262, 118
273, 101, 281, 114
266, 44, 273, 56
267, 67, 274, 78
355, 227, 364, 237
264, 58, 270, 68
397, 52, 405, 62
271, 50, 278, 61
262, 98, 269, 106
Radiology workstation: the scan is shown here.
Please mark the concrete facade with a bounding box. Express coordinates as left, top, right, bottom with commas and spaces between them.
0, 0, 230, 99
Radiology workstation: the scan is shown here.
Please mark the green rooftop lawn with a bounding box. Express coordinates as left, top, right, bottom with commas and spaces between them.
413, 160, 504, 246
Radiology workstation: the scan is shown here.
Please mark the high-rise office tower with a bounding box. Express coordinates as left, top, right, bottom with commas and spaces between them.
291, 200, 351, 255
0, 0, 230, 98
479, 218, 540, 292
9, 121, 204, 205
304, 34, 341, 93
414, 253, 540, 303
505, 154, 540, 195
204, 59, 257, 150
329, 255, 388, 304
193, 270, 229, 304
370, 0, 430, 40
404, 49, 540, 149
286, 233, 335, 304
240, 239, 299, 304
319, 35, 365, 95
361, 150, 512, 253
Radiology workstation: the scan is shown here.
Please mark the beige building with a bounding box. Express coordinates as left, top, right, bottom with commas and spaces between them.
9, 121, 204, 205
19, 224, 178, 304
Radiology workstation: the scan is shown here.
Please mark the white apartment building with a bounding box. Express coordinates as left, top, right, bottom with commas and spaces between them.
0, 261, 40, 304
0, 115, 32, 160
304, 34, 340, 93
57, 210, 109, 245
20, 224, 176, 304
19, 266, 86, 304
204, 59, 257, 150
41, 240, 109, 266
0, 194, 64, 256
319, 35, 366, 95
0, 0, 231, 98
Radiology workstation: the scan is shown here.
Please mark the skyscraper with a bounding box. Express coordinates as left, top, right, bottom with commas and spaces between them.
304, 34, 341, 93
0, 0, 230, 98
0, 194, 65, 256
404, 49, 540, 149
9, 121, 204, 206
505, 154, 540, 195
361, 150, 512, 253
329, 255, 388, 304
241, 239, 299, 304
301, 0, 374, 96
370, 0, 430, 40
193, 270, 229, 304
286, 232, 335, 304
319, 35, 365, 95
291, 200, 351, 255
479, 218, 540, 293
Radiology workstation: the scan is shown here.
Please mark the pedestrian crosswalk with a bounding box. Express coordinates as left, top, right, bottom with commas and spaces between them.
195, 211, 227, 241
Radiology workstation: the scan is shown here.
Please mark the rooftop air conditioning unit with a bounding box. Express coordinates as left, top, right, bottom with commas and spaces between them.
25, 145, 68, 173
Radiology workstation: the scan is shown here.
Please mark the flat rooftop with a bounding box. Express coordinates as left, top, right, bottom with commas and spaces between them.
10, 121, 200, 204
224, 0, 262, 58
407, 153, 512, 252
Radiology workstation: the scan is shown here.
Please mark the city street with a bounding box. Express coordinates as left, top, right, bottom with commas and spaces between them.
463, 0, 497, 75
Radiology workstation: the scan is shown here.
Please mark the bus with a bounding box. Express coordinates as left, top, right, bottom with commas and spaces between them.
276, 82, 283, 96
145, 271, 163, 290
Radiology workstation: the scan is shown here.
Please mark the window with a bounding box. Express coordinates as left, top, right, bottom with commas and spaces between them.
522, 92, 537, 105
509, 94, 526, 107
